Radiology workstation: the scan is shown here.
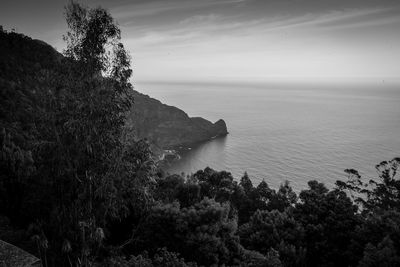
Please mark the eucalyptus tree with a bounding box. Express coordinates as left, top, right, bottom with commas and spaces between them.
33, 1, 153, 265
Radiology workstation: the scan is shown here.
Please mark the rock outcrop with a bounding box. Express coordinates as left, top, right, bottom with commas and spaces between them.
126, 90, 228, 149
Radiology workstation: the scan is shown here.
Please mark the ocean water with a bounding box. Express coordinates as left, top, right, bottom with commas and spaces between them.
136, 79, 400, 191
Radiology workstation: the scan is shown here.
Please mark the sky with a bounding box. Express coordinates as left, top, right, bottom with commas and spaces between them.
1, 0, 400, 83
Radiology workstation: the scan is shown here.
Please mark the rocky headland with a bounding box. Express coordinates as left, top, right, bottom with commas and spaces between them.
126, 90, 228, 157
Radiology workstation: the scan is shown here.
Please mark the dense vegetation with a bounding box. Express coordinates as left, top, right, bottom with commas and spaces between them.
1, 2, 400, 266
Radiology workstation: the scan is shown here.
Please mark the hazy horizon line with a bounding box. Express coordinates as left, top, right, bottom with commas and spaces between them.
135, 76, 400, 86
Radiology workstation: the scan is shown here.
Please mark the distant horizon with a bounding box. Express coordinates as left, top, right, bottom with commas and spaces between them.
2, 0, 400, 82
135, 77, 400, 191
135, 75, 400, 86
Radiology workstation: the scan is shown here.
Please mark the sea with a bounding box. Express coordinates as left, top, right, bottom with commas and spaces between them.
136, 79, 400, 191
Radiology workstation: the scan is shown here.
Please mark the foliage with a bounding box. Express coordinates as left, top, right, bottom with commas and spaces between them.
0, 1, 153, 265
337, 158, 400, 212
136, 198, 242, 266
98, 248, 197, 267
1, 3, 400, 267
239, 209, 305, 266
294, 181, 359, 266
358, 236, 400, 267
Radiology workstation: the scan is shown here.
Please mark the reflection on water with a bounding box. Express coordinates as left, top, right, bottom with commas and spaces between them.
164, 135, 228, 176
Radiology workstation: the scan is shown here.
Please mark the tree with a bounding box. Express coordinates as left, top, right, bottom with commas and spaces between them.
137, 198, 243, 266
240, 172, 253, 193
0, 1, 155, 265
294, 181, 359, 266
239, 209, 305, 266
266, 181, 297, 212
99, 248, 198, 267
336, 158, 400, 212
192, 167, 239, 203
358, 236, 400, 267
153, 174, 201, 207
49, 1, 156, 264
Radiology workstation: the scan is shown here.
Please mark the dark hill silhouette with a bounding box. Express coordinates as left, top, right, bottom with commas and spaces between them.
0, 29, 227, 152
127, 90, 227, 150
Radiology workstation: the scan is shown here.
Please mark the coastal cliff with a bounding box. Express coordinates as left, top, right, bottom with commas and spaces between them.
126, 90, 228, 150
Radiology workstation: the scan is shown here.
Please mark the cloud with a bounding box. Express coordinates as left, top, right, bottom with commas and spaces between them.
112, 0, 247, 20
113, 0, 400, 81
122, 3, 400, 66
315, 7, 400, 29
179, 14, 221, 25
126, 5, 400, 49
249, 6, 397, 32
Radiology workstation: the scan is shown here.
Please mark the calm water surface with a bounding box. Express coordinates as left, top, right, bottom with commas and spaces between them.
136, 80, 400, 191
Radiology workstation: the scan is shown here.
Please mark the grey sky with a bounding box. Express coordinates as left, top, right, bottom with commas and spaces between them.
1, 0, 400, 82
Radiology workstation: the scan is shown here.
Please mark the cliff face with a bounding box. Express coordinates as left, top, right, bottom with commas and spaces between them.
126, 90, 228, 149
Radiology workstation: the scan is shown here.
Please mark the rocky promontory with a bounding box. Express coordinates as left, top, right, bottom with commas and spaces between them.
0, 29, 227, 158
126, 90, 228, 150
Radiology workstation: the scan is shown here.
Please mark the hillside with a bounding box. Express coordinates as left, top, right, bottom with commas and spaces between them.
127, 90, 227, 150
0, 30, 227, 153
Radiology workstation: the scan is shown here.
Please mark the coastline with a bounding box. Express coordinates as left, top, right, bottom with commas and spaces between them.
157, 132, 229, 168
